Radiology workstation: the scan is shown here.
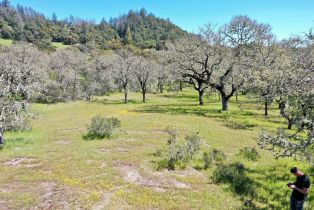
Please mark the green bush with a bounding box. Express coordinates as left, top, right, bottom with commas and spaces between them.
203, 148, 227, 169
84, 116, 121, 140
213, 163, 255, 196
238, 147, 260, 161
156, 130, 202, 170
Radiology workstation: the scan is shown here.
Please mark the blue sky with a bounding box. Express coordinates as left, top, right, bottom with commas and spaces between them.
10, 0, 314, 40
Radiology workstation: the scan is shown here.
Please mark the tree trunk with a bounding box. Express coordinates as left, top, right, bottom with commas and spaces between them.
159, 84, 164, 93
124, 91, 128, 104
198, 90, 204, 106
221, 95, 228, 111
288, 120, 293, 130
0, 125, 4, 145
264, 100, 268, 116
142, 91, 146, 102
179, 81, 183, 91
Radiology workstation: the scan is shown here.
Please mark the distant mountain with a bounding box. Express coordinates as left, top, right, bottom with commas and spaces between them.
0, 0, 187, 51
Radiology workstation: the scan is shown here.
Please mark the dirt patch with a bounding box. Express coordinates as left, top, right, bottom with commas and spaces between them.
92, 186, 124, 210
126, 129, 167, 135
4, 157, 42, 168
36, 182, 85, 209
0, 181, 86, 209
116, 163, 190, 192
38, 185, 79, 209
100, 162, 107, 168
99, 147, 129, 154
56, 140, 73, 145
0, 201, 8, 209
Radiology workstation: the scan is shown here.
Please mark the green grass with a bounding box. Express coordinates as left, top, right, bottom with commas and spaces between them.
0, 39, 69, 49
0, 38, 13, 46
0, 89, 312, 209
52, 42, 69, 49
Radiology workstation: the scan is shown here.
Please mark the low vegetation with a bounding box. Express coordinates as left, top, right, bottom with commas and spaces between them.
156, 129, 201, 170
202, 148, 227, 169
238, 147, 260, 161
84, 116, 121, 140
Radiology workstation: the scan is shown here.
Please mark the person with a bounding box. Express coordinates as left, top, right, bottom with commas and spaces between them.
0, 126, 3, 145
288, 167, 310, 210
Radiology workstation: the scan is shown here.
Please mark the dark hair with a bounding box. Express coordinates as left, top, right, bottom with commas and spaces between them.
290, 167, 298, 174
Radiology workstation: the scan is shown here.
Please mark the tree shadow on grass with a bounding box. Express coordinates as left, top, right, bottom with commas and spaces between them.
90, 98, 144, 105
134, 103, 258, 121
161, 93, 199, 101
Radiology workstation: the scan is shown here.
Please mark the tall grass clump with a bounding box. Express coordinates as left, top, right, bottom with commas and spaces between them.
238, 147, 260, 161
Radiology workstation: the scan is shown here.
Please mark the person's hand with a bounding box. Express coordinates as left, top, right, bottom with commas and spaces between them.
289, 184, 296, 189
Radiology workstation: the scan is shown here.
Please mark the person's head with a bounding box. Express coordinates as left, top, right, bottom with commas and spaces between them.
290, 167, 304, 176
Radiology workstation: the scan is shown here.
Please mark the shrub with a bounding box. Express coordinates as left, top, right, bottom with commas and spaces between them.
34, 81, 66, 104
3, 113, 31, 132
183, 134, 202, 160
156, 130, 202, 170
213, 163, 255, 196
84, 116, 121, 140
238, 147, 260, 161
203, 152, 211, 169
203, 148, 227, 169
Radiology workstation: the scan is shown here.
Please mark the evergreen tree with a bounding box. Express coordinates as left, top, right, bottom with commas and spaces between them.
123, 24, 133, 45
0, 0, 10, 8
52, 12, 57, 23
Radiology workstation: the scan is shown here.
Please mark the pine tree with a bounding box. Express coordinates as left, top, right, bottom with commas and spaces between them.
123, 24, 133, 45
1, 0, 10, 8
52, 12, 57, 23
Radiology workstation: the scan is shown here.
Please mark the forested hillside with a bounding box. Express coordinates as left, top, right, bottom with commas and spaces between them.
0, 0, 186, 51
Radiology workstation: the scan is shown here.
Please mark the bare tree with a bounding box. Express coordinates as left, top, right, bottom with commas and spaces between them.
246, 33, 282, 115
274, 36, 314, 129
133, 56, 155, 102
153, 50, 172, 93
85, 53, 114, 100
0, 43, 47, 145
209, 15, 272, 110
112, 50, 135, 103
155, 63, 169, 93
167, 26, 223, 105
259, 34, 314, 161
50, 49, 86, 101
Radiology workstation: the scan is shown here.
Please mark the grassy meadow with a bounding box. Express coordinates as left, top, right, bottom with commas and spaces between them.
0, 38, 13, 47
0, 90, 313, 209
0, 38, 68, 49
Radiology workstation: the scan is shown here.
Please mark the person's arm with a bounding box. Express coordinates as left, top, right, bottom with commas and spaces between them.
289, 185, 309, 195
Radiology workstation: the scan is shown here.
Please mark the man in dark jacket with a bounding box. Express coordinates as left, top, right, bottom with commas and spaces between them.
288, 167, 310, 210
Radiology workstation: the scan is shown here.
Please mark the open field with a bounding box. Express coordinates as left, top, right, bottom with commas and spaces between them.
0, 90, 313, 209
51, 42, 69, 49
0, 38, 13, 46
0, 38, 68, 49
